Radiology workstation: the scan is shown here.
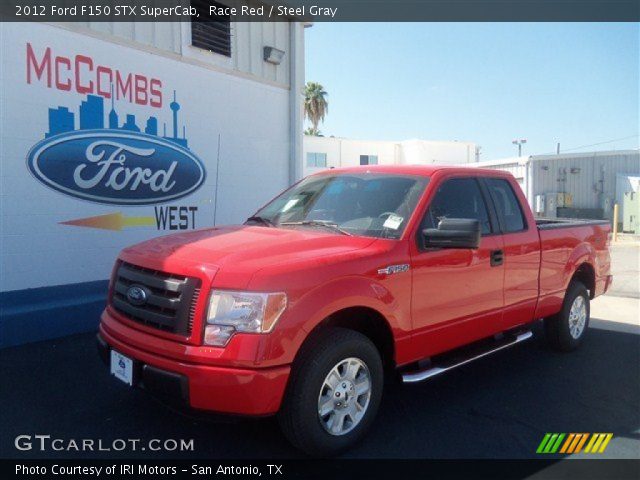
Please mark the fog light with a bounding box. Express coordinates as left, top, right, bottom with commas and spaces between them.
204, 325, 235, 347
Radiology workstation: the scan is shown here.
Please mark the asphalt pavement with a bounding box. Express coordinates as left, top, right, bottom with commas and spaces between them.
1, 323, 638, 460
608, 242, 640, 299
1, 245, 638, 460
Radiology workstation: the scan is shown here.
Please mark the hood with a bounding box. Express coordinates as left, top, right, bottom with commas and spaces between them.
121, 225, 377, 284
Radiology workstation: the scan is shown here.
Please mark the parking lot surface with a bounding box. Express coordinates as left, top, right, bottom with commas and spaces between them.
1, 246, 638, 460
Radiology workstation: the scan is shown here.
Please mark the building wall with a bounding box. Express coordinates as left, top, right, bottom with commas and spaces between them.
398, 139, 476, 166
66, 5, 292, 88
303, 136, 476, 176
0, 19, 304, 347
529, 151, 640, 214
468, 151, 640, 219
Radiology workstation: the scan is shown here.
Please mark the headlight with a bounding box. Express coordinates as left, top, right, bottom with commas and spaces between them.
203, 290, 287, 346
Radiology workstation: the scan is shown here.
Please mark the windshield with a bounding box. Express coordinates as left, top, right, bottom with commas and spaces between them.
251, 173, 429, 239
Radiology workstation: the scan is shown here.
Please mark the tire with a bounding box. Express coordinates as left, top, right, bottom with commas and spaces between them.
544, 280, 590, 352
278, 327, 384, 456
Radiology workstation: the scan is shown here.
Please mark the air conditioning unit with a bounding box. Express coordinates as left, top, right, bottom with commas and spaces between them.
623, 191, 639, 233
534, 195, 545, 214
545, 194, 558, 218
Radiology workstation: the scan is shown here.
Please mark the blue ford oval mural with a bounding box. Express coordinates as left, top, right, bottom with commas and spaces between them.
26, 92, 206, 205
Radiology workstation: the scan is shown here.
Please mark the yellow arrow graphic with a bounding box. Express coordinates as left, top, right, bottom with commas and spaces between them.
60, 212, 156, 231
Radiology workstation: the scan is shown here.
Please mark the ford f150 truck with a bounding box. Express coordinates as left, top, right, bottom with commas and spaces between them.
97, 165, 612, 455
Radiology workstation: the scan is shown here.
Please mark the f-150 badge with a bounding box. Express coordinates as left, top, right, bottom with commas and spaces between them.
377, 264, 410, 275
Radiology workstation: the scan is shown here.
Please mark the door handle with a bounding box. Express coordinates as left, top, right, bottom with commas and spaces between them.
490, 249, 504, 267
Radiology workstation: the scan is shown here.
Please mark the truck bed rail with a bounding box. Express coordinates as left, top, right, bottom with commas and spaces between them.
536, 218, 610, 230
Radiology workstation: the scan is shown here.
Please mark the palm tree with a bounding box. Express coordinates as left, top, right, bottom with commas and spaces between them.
304, 127, 322, 136
304, 82, 328, 136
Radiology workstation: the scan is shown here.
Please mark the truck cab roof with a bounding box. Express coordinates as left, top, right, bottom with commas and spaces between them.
310, 164, 514, 178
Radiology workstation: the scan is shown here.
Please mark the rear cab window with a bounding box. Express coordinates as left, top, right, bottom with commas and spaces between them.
485, 178, 527, 233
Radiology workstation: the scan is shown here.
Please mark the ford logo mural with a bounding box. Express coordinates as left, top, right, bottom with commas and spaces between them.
26, 130, 206, 205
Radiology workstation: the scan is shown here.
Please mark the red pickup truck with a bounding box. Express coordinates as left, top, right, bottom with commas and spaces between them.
97, 165, 612, 455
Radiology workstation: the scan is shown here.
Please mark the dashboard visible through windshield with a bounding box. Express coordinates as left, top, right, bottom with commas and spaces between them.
250, 173, 430, 239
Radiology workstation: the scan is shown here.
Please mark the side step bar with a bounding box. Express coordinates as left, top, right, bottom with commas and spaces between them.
402, 331, 533, 383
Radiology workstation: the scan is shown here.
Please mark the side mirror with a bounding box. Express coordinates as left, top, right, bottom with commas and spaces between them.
422, 218, 481, 249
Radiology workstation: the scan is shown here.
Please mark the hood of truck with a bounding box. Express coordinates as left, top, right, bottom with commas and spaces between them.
119, 225, 378, 289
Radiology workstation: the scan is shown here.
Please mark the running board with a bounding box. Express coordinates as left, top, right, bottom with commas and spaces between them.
401, 331, 533, 383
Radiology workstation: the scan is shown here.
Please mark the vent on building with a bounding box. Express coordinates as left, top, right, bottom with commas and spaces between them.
191, 0, 232, 57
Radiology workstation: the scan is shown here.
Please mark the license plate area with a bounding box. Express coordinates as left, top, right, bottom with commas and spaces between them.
110, 350, 134, 386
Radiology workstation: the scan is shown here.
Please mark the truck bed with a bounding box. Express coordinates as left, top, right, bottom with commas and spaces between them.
535, 217, 611, 320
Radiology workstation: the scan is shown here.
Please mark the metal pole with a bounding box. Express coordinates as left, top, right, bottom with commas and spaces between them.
612, 203, 619, 242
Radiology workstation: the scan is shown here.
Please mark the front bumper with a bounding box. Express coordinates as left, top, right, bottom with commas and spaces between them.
97, 325, 290, 416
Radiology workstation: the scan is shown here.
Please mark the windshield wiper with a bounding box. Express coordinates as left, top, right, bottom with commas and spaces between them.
279, 220, 352, 236
245, 215, 276, 227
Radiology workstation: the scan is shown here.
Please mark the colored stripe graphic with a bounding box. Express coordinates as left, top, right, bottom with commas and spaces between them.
537, 433, 565, 453
543, 434, 559, 453
584, 433, 598, 453
585, 433, 614, 453
537, 433, 613, 454
598, 433, 613, 453
61, 212, 156, 231
567, 433, 586, 453
536, 433, 552, 453
573, 433, 589, 453
550, 433, 565, 453
559, 433, 575, 453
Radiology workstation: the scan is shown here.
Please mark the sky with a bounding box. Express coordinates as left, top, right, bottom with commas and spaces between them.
305, 23, 639, 160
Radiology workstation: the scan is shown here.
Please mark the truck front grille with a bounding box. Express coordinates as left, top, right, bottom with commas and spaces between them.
111, 261, 201, 336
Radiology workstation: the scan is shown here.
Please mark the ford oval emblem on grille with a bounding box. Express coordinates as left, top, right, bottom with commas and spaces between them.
126, 285, 147, 306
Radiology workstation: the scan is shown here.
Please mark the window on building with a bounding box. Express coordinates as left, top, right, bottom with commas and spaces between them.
191, 0, 232, 57
360, 155, 379, 165
422, 177, 492, 235
485, 178, 527, 233
306, 152, 328, 168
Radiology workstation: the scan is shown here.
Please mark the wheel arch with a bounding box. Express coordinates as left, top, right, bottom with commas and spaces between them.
303, 306, 396, 371
571, 262, 596, 299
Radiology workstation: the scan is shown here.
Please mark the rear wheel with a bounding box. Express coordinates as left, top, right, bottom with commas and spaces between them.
545, 280, 590, 352
278, 328, 383, 456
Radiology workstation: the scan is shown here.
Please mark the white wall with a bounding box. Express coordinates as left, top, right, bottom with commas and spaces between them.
303, 136, 477, 176
398, 139, 475, 165
0, 21, 303, 292
66, 2, 292, 88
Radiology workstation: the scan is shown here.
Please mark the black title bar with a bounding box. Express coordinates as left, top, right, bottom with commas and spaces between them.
5, 459, 640, 480
1, 0, 639, 22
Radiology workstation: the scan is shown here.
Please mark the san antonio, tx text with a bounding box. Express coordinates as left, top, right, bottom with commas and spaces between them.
16, 464, 283, 476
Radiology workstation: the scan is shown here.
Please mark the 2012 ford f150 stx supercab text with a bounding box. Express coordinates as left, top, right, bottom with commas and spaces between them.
97, 165, 612, 455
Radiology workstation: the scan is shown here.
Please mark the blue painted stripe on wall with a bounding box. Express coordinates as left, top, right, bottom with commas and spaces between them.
0, 280, 109, 348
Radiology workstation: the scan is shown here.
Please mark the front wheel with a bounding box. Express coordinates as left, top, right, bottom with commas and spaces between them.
278, 328, 383, 456
545, 280, 590, 352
